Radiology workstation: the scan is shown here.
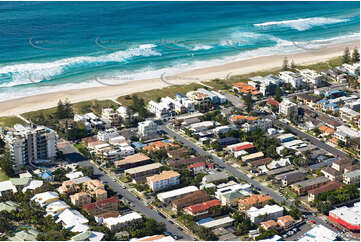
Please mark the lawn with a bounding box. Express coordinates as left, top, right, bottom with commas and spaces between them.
0, 116, 26, 128
0, 169, 9, 181
117, 83, 203, 107
22, 99, 119, 124
295, 56, 343, 72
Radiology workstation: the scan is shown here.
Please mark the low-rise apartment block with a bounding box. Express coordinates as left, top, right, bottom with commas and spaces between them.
146, 170, 180, 192
114, 153, 152, 170
238, 194, 272, 211
82, 197, 119, 217
171, 190, 210, 211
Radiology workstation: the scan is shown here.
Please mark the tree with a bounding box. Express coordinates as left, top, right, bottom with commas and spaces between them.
55, 100, 65, 119
242, 93, 254, 113
37, 231, 65, 241
63, 99, 74, 118
274, 86, 282, 102
352, 48, 360, 63
282, 56, 289, 71
343, 47, 351, 64
0, 149, 14, 177
290, 59, 296, 71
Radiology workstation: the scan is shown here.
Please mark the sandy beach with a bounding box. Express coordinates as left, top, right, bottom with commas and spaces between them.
0, 40, 359, 117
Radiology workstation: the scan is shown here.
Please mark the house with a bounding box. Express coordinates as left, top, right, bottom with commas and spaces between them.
218, 137, 240, 146
241, 118, 272, 132
200, 217, 235, 230
143, 140, 178, 152
31, 191, 59, 207
167, 148, 189, 159
71, 231, 105, 241
10, 177, 31, 190
56, 208, 89, 231
331, 159, 353, 173
334, 125, 359, 142
339, 107, 359, 123
267, 158, 290, 170
40, 171, 54, 181
277, 215, 294, 229
343, 170, 360, 184
261, 220, 279, 230
319, 125, 335, 135
114, 153, 152, 170
66, 171, 84, 180
103, 212, 142, 232
188, 161, 206, 174
230, 115, 258, 124
249, 157, 273, 168
124, 163, 163, 183
220, 191, 245, 207
238, 194, 272, 211
328, 202, 360, 232
291, 176, 330, 195
202, 171, 229, 184
184, 199, 222, 219
344, 164, 360, 174
0, 201, 18, 212
83, 197, 119, 216
70, 192, 92, 207
146, 170, 180, 192
308, 181, 343, 202
215, 183, 252, 200
157, 186, 199, 203
277, 133, 295, 143
8, 229, 40, 241
232, 82, 261, 95
277, 171, 305, 186
171, 190, 210, 211
246, 205, 283, 224
45, 200, 70, 216
321, 167, 342, 181
242, 152, 264, 163
147, 100, 171, 119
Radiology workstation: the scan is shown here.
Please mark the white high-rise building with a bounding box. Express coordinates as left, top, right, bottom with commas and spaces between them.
279, 99, 298, 118
3, 124, 57, 170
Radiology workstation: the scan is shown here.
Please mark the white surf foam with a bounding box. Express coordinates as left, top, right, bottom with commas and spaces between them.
254, 17, 349, 31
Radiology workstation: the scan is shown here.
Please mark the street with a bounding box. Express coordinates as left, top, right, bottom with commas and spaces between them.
59, 141, 193, 241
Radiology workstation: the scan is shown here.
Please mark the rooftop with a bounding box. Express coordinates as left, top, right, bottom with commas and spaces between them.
308, 181, 343, 196
157, 186, 198, 200
146, 170, 180, 183
124, 163, 162, 175
114, 153, 151, 166
184, 199, 221, 214
329, 202, 360, 227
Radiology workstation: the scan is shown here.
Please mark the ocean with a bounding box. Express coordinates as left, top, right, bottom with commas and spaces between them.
0, 1, 359, 102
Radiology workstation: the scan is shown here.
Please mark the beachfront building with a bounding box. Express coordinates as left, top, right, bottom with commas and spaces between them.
101, 108, 122, 127
3, 124, 57, 171
186, 90, 212, 112
299, 69, 324, 87
148, 100, 171, 119
279, 71, 303, 88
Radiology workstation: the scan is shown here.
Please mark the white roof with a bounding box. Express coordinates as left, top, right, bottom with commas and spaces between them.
157, 186, 198, 201
336, 125, 359, 138
201, 216, 235, 229
124, 163, 162, 175
19, 172, 33, 178
65, 171, 84, 180
70, 223, 90, 233
339, 107, 359, 116
46, 200, 70, 216
247, 205, 283, 218
103, 212, 142, 226
329, 202, 360, 226
278, 133, 295, 140
31, 191, 59, 206
56, 209, 89, 228
298, 224, 337, 241
282, 139, 305, 148
22, 180, 43, 192
0, 180, 17, 194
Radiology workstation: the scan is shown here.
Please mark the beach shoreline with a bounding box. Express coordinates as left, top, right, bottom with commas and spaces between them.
0, 40, 359, 117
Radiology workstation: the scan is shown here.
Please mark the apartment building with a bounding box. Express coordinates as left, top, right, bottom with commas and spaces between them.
70, 192, 91, 207
279, 99, 298, 118
58, 180, 79, 194
83, 179, 107, 200
186, 90, 212, 112
299, 69, 323, 87
114, 153, 152, 170
238, 194, 271, 211
241, 118, 272, 132
97, 128, 119, 142
308, 181, 343, 202
171, 190, 210, 211
148, 100, 171, 119
138, 120, 158, 138
246, 205, 284, 224
124, 163, 163, 183
103, 212, 142, 232
339, 107, 360, 124
291, 176, 329, 195
279, 71, 303, 88
3, 124, 57, 170
184, 199, 222, 219
82, 197, 119, 216
101, 108, 122, 127
343, 170, 360, 184
146, 170, 180, 192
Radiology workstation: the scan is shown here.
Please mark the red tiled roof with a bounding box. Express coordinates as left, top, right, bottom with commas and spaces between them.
188, 161, 206, 169
82, 196, 119, 211
266, 98, 280, 107
184, 199, 221, 214
232, 144, 255, 151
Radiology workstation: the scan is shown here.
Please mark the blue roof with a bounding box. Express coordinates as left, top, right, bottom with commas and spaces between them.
176, 93, 186, 98
40, 171, 52, 179
196, 217, 214, 225
131, 142, 146, 149
317, 99, 328, 104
